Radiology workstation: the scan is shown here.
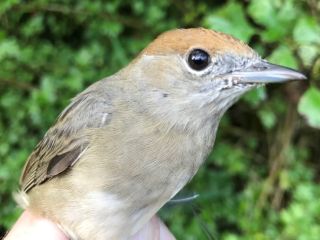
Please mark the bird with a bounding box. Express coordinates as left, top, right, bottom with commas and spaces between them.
15, 28, 306, 240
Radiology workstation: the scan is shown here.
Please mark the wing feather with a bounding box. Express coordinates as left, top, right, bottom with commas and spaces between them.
20, 85, 112, 192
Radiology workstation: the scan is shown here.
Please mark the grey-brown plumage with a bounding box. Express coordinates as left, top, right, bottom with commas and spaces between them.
17, 28, 306, 240
21, 82, 113, 192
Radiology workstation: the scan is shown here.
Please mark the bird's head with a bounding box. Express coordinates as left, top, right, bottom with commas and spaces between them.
125, 28, 306, 131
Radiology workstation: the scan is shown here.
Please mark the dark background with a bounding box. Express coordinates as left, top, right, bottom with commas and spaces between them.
1, 0, 320, 239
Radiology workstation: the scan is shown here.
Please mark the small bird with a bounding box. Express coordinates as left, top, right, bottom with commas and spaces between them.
16, 28, 306, 240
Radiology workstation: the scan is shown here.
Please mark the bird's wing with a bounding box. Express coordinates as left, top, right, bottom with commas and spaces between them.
20, 85, 113, 192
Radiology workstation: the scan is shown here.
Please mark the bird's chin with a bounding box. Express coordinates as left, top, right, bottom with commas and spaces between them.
236, 82, 264, 92
218, 78, 263, 93
199, 78, 262, 96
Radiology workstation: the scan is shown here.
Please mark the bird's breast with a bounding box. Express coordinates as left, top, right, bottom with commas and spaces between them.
66, 109, 218, 238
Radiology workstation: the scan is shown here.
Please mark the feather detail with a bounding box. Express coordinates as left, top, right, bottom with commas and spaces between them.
20, 83, 113, 192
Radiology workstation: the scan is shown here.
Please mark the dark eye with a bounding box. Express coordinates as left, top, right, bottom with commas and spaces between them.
187, 49, 210, 71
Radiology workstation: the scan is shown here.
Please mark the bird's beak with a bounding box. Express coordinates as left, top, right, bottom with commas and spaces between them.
227, 60, 307, 83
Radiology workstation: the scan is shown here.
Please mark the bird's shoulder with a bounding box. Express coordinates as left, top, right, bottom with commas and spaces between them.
20, 79, 114, 192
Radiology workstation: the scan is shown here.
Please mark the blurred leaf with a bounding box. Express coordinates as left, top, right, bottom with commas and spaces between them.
21, 15, 44, 37
243, 87, 267, 108
268, 45, 298, 69
248, 0, 298, 42
258, 109, 276, 129
294, 16, 320, 66
248, 0, 277, 26
40, 76, 57, 103
297, 45, 319, 67
204, 1, 254, 41
293, 16, 320, 45
0, 39, 20, 60
0, 0, 19, 15
298, 86, 320, 128
210, 143, 248, 174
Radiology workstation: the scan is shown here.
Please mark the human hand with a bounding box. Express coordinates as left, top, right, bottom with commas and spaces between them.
5, 211, 175, 240
4, 211, 67, 240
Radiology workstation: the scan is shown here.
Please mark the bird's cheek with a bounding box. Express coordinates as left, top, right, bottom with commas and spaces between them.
197, 77, 225, 93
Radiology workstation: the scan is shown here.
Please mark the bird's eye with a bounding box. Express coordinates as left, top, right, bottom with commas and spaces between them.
187, 49, 210, 71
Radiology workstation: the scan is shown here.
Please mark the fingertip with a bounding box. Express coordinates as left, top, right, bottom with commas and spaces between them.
159, 219, 176, 240
130, 216, 176, 240
5, 210, 68, 240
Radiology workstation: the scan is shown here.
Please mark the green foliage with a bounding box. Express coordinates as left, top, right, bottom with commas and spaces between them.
0, 0, 319, 239
204, 1, 255, 41
298, 87, 320, 128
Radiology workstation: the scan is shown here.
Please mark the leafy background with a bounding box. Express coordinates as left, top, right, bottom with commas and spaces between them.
0, 0, 319, 239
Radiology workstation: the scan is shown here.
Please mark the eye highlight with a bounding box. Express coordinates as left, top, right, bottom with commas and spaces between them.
187, 49, 210, 71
